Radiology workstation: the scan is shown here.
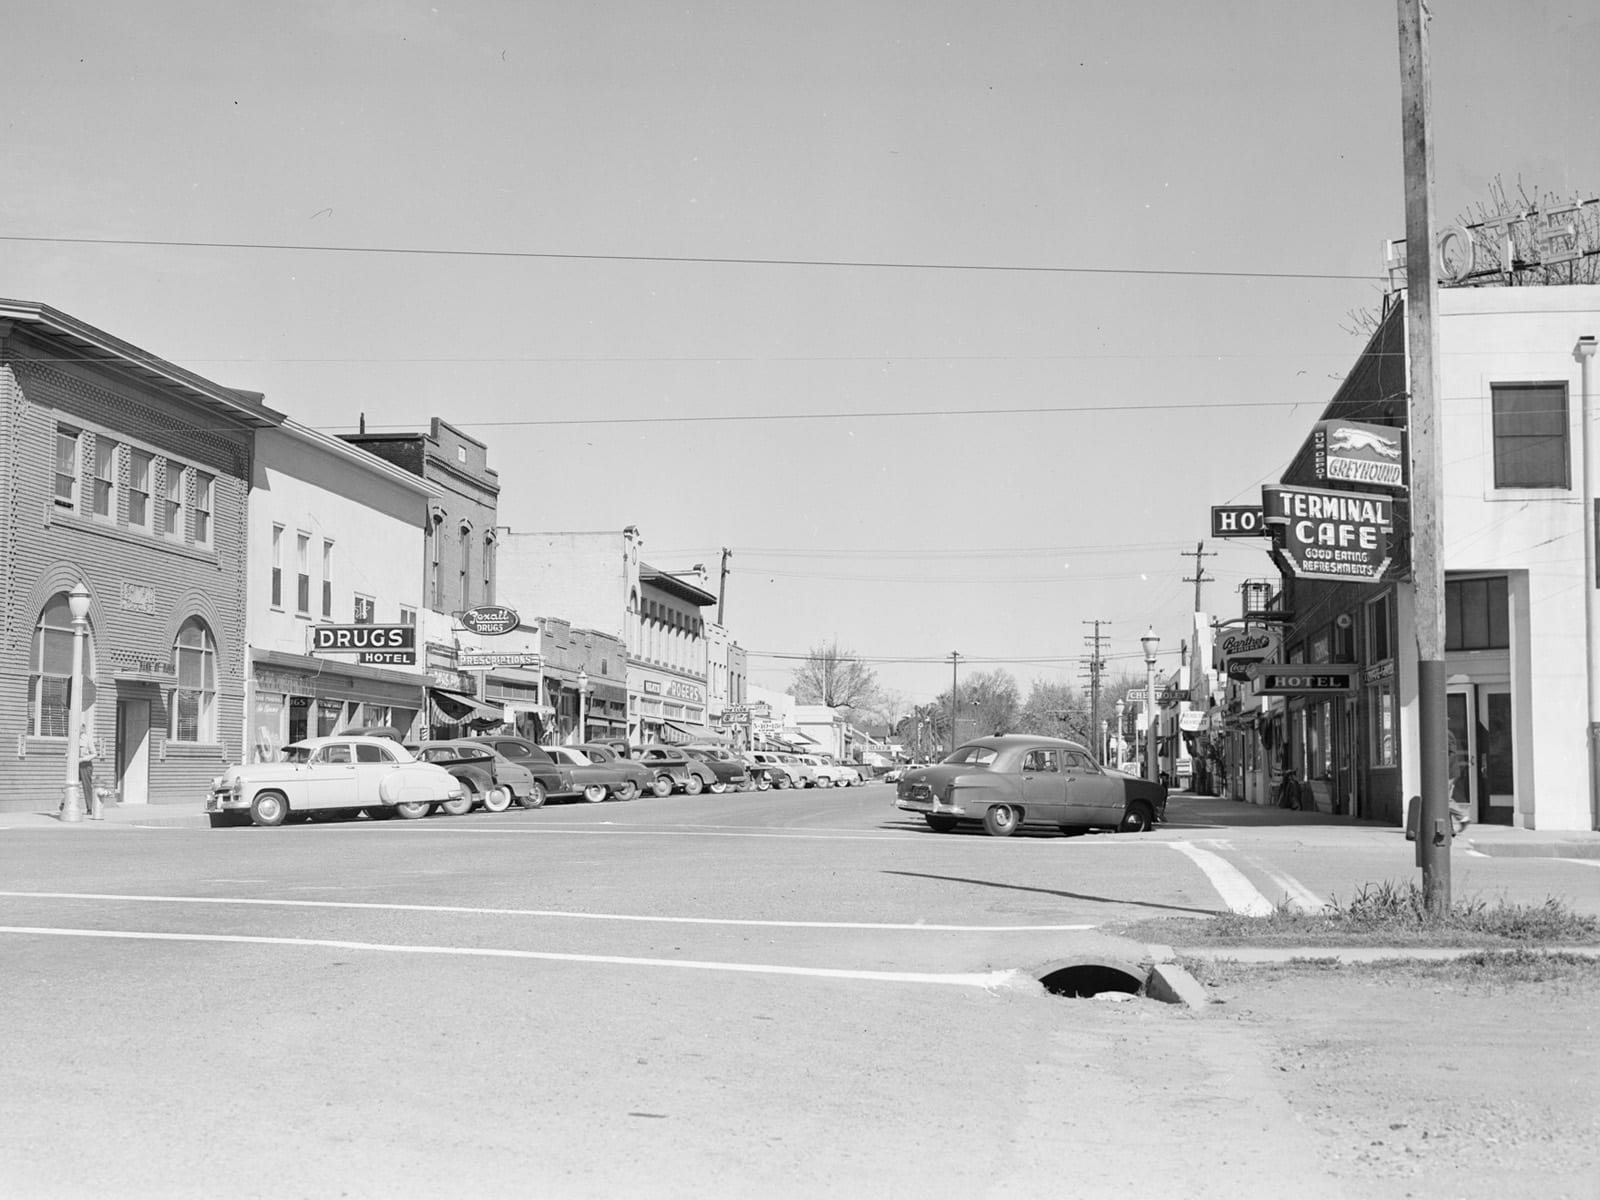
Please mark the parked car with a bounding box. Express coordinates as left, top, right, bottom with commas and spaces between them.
777, 753, 819, 788
407, 739, 539, 813
814, 755, 863, 787
544, 745, 644, 802
882, 764, 908, 784
466, 735, 565, 809
208, 735, 463, 827
744, 751, 793, 790
576, 743, 665, 797
895, 735, 1167, 837
679, 745, 751, 793
631, 744, 717, 795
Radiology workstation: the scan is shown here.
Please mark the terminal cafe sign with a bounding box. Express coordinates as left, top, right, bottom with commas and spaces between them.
1262, 484, 1393, 583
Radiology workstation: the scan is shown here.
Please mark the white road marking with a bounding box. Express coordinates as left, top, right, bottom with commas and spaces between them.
0, 926, 1037, 990
0, 891, 1095, 932
1167, 841, 1275, 916
1201, 840, 1324, 911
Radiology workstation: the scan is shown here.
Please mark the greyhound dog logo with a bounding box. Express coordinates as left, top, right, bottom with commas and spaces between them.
1328, 426, 1401, 458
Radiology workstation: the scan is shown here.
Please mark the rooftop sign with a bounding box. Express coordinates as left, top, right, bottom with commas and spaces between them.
1313, 420, 1406, 488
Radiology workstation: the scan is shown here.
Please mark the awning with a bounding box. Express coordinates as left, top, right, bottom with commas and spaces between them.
428, 687, 504, 726
660, 719, 729, 744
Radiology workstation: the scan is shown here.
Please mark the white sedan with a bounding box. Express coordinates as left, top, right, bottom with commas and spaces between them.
209, 736, 464, 827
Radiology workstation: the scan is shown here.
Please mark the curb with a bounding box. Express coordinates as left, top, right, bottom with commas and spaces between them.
1170, 944, 1600, 963
1463, 838, 1600, 859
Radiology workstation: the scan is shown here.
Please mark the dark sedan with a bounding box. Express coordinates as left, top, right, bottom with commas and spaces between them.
895, 735, 1167, 837
466, 735, 565, 809
679, 745, 750, 793
577, 744, 668, 798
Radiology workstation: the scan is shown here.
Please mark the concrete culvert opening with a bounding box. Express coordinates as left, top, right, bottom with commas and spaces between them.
1038, 962, 1146, 999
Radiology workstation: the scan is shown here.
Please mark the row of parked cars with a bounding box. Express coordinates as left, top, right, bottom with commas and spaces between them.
207, 733, 872, 827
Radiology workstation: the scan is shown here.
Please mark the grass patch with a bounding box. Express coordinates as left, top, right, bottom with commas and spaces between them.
1183, 949, 1600, 991
1116, 880, 1600, 948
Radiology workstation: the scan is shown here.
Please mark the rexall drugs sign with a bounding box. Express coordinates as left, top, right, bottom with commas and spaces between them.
1261, 484, 1393, 583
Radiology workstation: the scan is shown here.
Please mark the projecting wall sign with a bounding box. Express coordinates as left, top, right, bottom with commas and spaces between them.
1262, 484, 1394, 583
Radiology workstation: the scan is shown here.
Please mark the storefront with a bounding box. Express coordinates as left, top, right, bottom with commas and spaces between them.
249, 651, 425, 760
630, 669, 710, 744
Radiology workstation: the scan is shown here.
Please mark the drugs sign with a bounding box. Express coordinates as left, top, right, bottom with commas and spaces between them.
1262, 484, 1394, 583
1313, 419, 1406, 488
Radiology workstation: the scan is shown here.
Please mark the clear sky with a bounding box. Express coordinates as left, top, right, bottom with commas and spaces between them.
3, 1, 1595, 709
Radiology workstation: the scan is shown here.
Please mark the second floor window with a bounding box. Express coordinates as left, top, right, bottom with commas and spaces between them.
271, 525, 284, 608
353, 595, 375, 624
92, 437, 119, 519
296, 534, 311, 614
399, 606, 417, 626
193, 472, 215, 546
321, 540, 334, 618
1446, 576, 1510, 651
54, 426, 81, 509
129, 450, 153, 531
162, 465, 184, 537
1492, 382, 1569, 489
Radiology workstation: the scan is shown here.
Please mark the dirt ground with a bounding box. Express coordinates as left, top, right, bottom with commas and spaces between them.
1189, 957, 1600, 1200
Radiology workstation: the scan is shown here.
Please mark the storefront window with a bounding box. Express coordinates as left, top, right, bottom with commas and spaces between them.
1369, 680, 1396, 767
317, 698, 342, 736
253, 693, 285, 762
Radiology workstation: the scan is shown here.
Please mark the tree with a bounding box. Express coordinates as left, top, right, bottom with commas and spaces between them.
789, 640, 878, 711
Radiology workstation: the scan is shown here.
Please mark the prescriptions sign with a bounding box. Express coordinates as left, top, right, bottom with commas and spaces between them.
1262, 484, 1393, 583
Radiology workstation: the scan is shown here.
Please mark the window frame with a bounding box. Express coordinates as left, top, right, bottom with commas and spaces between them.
54, 425, 82, 511
271, 524, 285, 609
128, 449, 154, 533
28, 593, 96, 738
161, 462, 186, 541
92, 436, 120, 521
171, 616, 218, 744
296, 532, 311, 615
1491, 381, 1570, 490
321, 539, 334, 619
192, 471, 215, 547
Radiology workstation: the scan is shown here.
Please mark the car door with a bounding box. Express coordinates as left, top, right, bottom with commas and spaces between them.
1063, 749, 1123, 823
307, 742, 359, 810
1018, 747, 1069, 822
354, 741, 402, 807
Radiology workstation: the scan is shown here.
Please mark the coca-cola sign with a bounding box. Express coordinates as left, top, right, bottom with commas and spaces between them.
1213, 626, 1282, 682
459, 605, 520, 636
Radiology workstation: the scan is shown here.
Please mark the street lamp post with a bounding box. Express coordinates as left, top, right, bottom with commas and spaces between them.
576, 669, 589, 744
1114, 700, 1126, 769
60, 583, 92, 823
1141, 627, 1160, 785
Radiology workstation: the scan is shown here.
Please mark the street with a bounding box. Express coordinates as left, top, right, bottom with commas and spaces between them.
3, 787, 1596, 1199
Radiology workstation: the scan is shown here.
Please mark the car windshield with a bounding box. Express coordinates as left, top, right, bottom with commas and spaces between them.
941, 745, 1000, 767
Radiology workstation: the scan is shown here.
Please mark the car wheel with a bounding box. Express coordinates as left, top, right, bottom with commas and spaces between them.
481, 786, 513, 813
683, 774, 704, 796
583, 784, 608, 804
520, 782, 547, 810
613, 781, 640, 802
1119, 804, 1154, 833
754, 776, 771, 792
441, 792, 474, 817
708, 781, 726, 794
651, 774, 674, 798
982, 805, 1020, 837
394, 800, 433, 820
773, 775, 790, 790
249, 791, 288, 827
924, 814, 958, 833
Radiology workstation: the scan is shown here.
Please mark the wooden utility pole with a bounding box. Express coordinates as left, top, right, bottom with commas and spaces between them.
1181, 541, 1216, 613
1399, 0, 1451, 911
1082, 620, 1110, 757
716, 547, 731, 624
949, 651, 960, 754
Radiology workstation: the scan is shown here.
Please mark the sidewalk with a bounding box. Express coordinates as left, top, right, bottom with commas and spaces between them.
0, 800, 213, 829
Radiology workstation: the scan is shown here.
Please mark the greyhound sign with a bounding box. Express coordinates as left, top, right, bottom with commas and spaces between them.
1312, 419, 1406, 488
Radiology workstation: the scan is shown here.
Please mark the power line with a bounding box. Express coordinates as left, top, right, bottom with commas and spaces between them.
0, 232, 1382, 283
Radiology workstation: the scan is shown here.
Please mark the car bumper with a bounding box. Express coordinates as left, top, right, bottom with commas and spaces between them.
896, 795, 967, 818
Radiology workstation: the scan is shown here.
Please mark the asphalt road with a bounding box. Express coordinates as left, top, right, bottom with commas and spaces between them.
3, 786, 1595, 1199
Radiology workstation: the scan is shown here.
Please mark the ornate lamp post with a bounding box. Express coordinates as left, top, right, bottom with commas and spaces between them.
1114, 700, 1126, 768
60, 583, 92, 823
576, 669, 589, 744
1141, 627, 1160, 785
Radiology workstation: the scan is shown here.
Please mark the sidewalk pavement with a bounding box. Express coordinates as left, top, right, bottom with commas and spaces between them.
0, 800, 214, 829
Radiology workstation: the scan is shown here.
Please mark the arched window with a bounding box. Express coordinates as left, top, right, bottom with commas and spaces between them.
28, 593, 96, 737
172, 617, 217, 743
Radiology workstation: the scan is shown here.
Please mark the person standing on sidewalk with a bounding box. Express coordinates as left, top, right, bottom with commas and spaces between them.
77, 717, 99, 817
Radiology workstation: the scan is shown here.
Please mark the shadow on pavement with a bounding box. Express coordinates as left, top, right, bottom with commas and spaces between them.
883, 869, 1223, 918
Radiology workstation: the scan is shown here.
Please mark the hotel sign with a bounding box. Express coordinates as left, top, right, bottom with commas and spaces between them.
1211, 505, 1268, 538
1250, 665, 1359, 696
1262, 485, 1394, 583
1312, 420, 1405, 488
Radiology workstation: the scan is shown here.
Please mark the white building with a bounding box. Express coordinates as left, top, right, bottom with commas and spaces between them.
245, 420, 435, 759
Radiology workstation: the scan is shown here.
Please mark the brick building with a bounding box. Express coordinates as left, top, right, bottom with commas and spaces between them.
0, 300, 280, 812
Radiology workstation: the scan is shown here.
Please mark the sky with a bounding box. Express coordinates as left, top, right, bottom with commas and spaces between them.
4, 1, 1596, 711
